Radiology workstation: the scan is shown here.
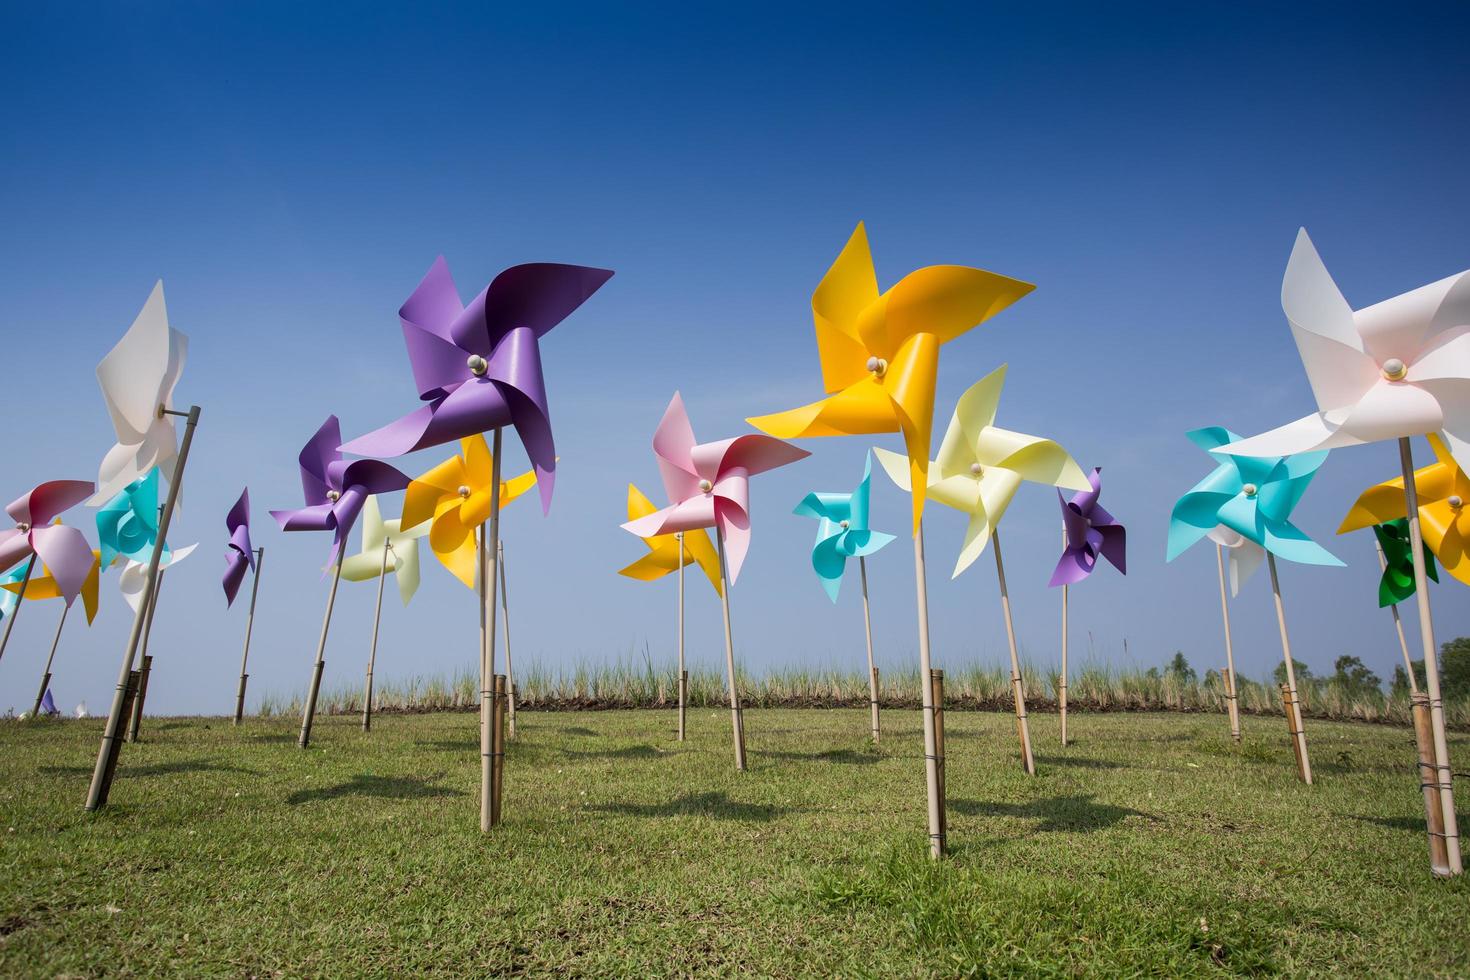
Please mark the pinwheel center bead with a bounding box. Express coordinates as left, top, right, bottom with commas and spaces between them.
698, 479, 713, 493
1450, 495, 1464, 510
1381, 358, 1408, 381
457, 485, 471, 498
866, 356, 888, 377
15, 522, 30, 533
467, 354, 489, 377
970, 463, 984, 476
1241, 483, 1258, 498
839, 520, 850, 528
326, 490, 341, 502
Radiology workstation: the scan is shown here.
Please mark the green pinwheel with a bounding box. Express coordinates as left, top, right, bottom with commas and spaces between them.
1372, 519, 1438, 607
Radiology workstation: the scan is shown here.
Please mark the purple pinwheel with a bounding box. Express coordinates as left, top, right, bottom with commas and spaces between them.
339, 257, 614, 514
223, 487, 255, 606
0, 480, 97, 606
271, 417, 410, 565
1049, 468, 1126, 587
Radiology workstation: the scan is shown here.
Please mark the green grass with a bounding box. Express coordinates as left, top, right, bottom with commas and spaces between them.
2, 709, 1467, 976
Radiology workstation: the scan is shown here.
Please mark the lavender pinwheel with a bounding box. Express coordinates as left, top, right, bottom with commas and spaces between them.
271, 416, 411, 565
0, 481, 97, 607
339, 257, 614, 514
223, 487, 255, 607
1050, 468, 1126, 587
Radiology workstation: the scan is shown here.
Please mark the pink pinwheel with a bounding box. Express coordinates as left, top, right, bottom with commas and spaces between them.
1050, 468, 1126, 586
621, 393, 810, 584
223, 487, 255, 606
271, 416, 411, 565
0, 481, 97, 606
340, 257, 614, 514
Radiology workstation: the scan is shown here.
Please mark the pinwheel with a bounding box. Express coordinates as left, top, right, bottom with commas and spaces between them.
38, 689, 59, 718
271, 415, 411, 750
97, 468, 170, 568
0, 480, 96, 665
1368, 520, 1439, 607
1167, 425, 1338, 785
1048, 468, 1126, 747
86, 282, 201, 814
401, 434, 541, 743
117, 542, 197, 742
793, 452, 896, 742
1220, 231, 1469, 876
620, 483, 723, 742
223, 488, 264, 726
2, 545, 103, 719
622, 392, 810, 770
874, 365, 1090, 776
747, 224, 1032, 859
337, 495, 428, 732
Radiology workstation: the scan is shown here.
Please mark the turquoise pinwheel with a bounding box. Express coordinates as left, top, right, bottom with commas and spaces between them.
793, 453, 897, 602
1167, 427, 1342, 567
97, 467, 170, 568
0, 563, 23, 620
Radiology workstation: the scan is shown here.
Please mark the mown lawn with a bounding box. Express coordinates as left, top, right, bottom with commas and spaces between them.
1, 708, 1466, 977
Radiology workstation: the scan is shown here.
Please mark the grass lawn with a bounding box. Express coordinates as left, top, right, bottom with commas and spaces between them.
1, 708, 1466, 977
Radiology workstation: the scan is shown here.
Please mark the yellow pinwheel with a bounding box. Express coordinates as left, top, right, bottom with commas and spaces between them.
3, 548, 103, 625
873, 365, 1090, 577
747, 222, 1034, 530
401, 434, 540, 589
1339, 434, 1470, 588
619, 484, 722, 595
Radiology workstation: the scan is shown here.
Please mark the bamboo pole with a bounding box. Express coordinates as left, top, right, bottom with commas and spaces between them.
1375, 540, 1421, 696
714, 527, 747, 771
991, 529, 1036, 775
96, 671, 141, 804
480, 429, 504, 833
913, 522, 944, 858
859, 555, 880, 743
0, 555, 36, 666
1214, 543, 1242, 742
361, 537, 392, 732
1411, 692, 1451, 874
30, 603, 69, 717
489, 674, 507, 826
676, 531, 686, 742
234, 547, 264, 725
86, 405, 200, 811
498, 539, 516, 738
1397, 436, 1460, 875
930, 668, 946, 844
127, 566, 165, 742
1265, 553, 1311, 784
1060, 521, 1069, 747
298, 559, 344, 749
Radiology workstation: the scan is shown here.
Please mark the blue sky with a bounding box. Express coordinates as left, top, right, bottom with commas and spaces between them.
2, 2, 1467, 715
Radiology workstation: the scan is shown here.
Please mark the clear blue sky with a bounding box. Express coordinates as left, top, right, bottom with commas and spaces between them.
3, 2, 1467, 715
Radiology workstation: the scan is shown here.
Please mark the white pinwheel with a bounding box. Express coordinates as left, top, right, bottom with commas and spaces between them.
92, 282, 188, 505
1222, 229, 1470, 470
1206, 525, 1265, 598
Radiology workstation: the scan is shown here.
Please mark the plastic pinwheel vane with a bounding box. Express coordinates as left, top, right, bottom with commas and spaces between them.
97, 468, 170, 569
1369, 520, 1439, 607
118, 542, 196, 614
875, 364, 1089, 777
0, 481, 97, 617
793, 452, 896, 603
1339, 434, 1468, 592
223, 488, 257, 608
339, 495, 429, 606
622, 392, 809, 771
341, 256, 614, 514
1207, 525, 1266, 598
620, 484, 722, 595
748, 222, 1034, 530
92, 282, 188, 505
1051, 468, 1126, 587
271, 415, 412, 566
400, 434, 540, 590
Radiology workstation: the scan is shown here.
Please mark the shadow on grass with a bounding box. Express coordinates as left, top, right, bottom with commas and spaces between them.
414, 739, 474, 753
1032, 754, 1129, 771
765, 748, 879, 766
39, 759, 257, 778
592, 791, 789, 822
950, 794, 1155, 833
557, 726, 600, 737
561, 745, 664, 761
287, 774, 464, 805
245, 733, 300, 744
1353, 814, 1428, 834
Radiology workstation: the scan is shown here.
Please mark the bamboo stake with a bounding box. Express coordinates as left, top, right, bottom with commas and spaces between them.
498, 539, 516, 738
477, 523, 488, 817
480, 429, 504, 833
1375, 540, 1420, 696
298, 559, 344, 749
1411, 692, 1451, 874
1060, 522, 1069, 747
714, 527, 747, 771
991, 529, 1036, 775
1214, 543, 1242, 742
913, 522, 944, 858
96, 671, 141, 804
859, 555, 880, 743
1265, 553, 1311, 784
0, 554, 36, 665
30, 603, 69, 717
676, 531, 686, 742
86, 405, 200, 811
1397, 436, 1460, 875
361, 536, 392, 733
127, 566, 165, 742
930, 668, 946, 844
233, 547, 264, 725
489, 674, 507, 826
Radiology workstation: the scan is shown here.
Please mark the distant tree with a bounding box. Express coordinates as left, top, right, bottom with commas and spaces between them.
1442, 637, 1470, 701
1391, 664, 1419, 698
1144, 666, 1161, 681
1272, 659, 1313, 686
1331, 655, 1382, 698
1204, 668, 1221, 687
1165, 652, 1196, 683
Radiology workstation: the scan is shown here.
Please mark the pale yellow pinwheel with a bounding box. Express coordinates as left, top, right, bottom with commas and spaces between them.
337, 496, 429, 604
400, 434, 540, 589
873, 364, 1090, 576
